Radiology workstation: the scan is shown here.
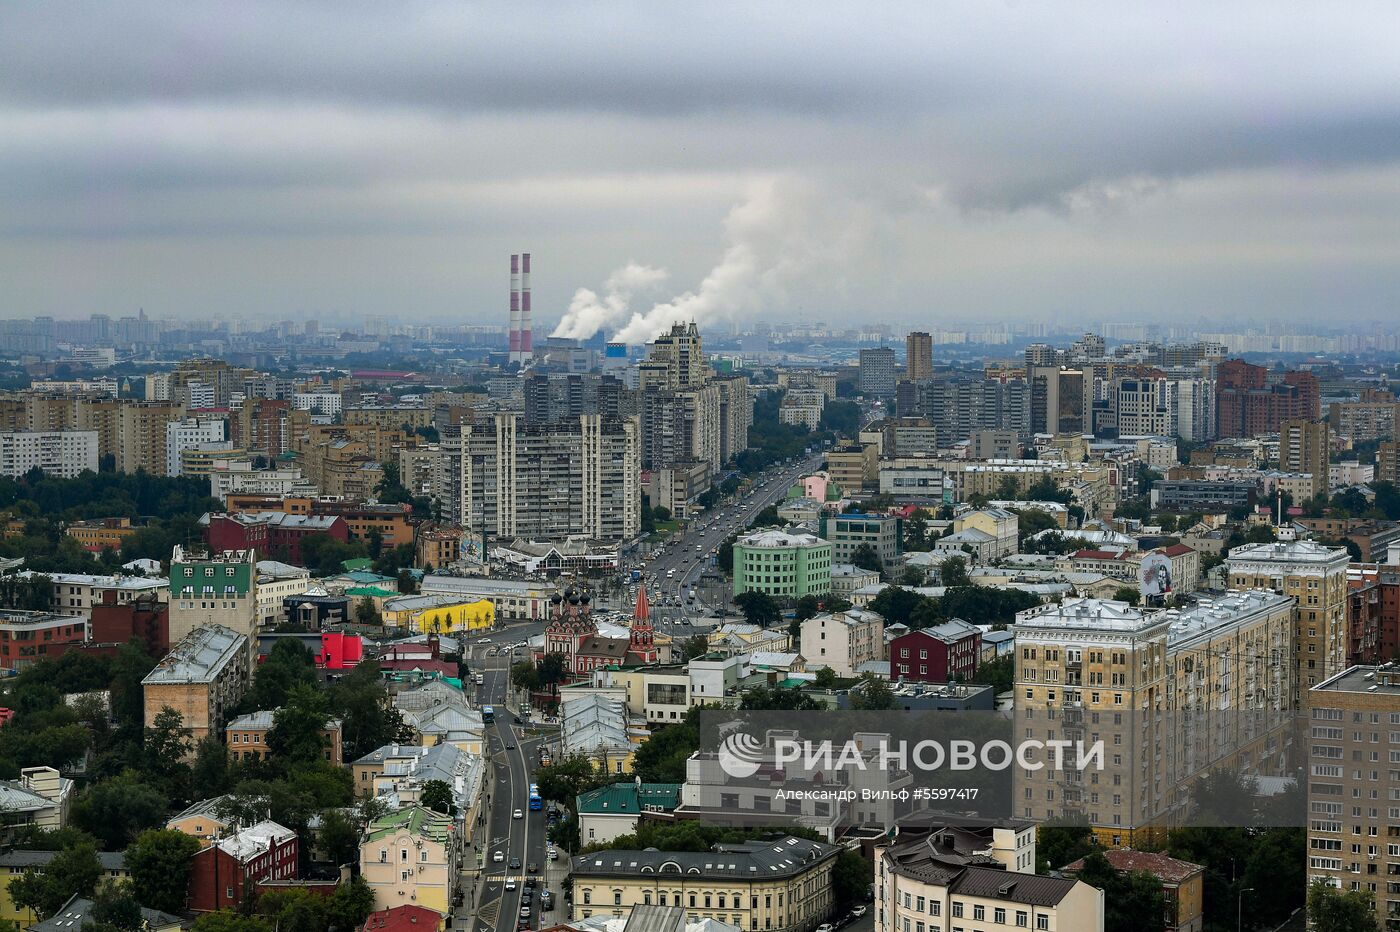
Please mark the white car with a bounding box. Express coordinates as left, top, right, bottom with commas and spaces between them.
513, 809, 523, 819
851, 906, 867, 918
505, 878, 517, 891
815, 925, 833, 932
493, 850, 505, 863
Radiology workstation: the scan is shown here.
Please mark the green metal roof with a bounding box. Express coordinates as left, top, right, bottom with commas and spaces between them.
341, 558, 375, 572
365, 805, 453, 844
346, 585, 398, 597
576, 781, 681, 816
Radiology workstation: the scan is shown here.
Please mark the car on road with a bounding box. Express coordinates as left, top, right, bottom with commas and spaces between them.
850, 906, 867, 918
479, 637, 492, 644
519, 905, 531, 919
505, 878, 517, 890
546, 846, 558, 860
513, 809, 523, 819
493, 849, 505, 862
506, 741, 516, 749
527, 862, 538, 873
815, 924, 833, 932
525, 875, 537, 888
509, 856, 521, 869
540, 891, 553, 910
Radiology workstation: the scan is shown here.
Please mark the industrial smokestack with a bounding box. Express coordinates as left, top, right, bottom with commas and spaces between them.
520, 252, 533, 359
509, 254, 521, 363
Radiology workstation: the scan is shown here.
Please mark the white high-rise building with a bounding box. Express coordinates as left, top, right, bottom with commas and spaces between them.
0, 430, 99, 478
165, 417, 228, 477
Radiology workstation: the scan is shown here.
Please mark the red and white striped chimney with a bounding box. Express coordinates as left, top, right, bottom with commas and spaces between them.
508, 254, 521, 362
520, 252, 533, 359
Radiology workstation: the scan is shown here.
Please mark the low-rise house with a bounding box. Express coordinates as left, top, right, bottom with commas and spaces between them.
889, 621, 981, 684
561, 693, 640, 775
828, 563, 880, 597
30, 894, 181, 932
351, 743, 485, 836
226, 710, 344, 766
166, 795, 267, 841
799, 609, 884, 678
393, 681, 485, 752
876, 831, 1103, 932
360, 807, 460, 917
0, 851, 128, 925
0, 767, 73, 832
1062, 848, 1204, 932
576, 781, 681, 846
189, 821, 299, 912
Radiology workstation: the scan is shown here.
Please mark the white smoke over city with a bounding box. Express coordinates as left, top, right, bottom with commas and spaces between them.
551, 263, 670, 341
554, 178, 879, 345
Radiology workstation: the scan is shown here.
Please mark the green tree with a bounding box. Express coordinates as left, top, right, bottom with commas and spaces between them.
535, 755, 607, 808
324, 877, 376, 931
420, 779, 456, 815
868, 586, 927, 626
327, 659, 408, 760
9, 842, 101, 918
794, 594, 821, 622
848, 673, 896, 710
850, 543, 883, 575
938, 555, 969, 587
191, 735, 231, 800
87, 881, 144, 932
679, 636, 710, 662
1113, 586, 1140, 605
734, 590, 781, 628
125, 829, 201, 915
354, 596, 380, 626
316, 808, 362, 869
832, 849, 871, 912
244, 640, 318, 712
267, 683, 331, 768
1036, 821, 1097, 873
73, 771, 170, 849
739, 686, 821, 711
191, 912, 272, 932
812, 667, 839, 689
971, 654, 1013, 693
631, 713, 699, 784
1307, 881, 1379, 932
1072, 850, 1166, 932
143, 706, 191, 783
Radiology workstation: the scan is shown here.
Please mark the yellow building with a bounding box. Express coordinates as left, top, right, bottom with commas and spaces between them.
571, 836, 840, 931
0, 851, 130, 926
360, 807, 460, 918
414, 599, 494, 635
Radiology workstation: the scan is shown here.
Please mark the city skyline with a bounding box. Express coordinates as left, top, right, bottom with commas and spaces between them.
2, 3, 1400, 334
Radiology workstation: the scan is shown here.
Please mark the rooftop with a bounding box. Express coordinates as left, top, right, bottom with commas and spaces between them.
141, 624, 246, 685
30, 895, 180, 932
573, 836, 839, 880
1062, 848, 1204, 884
210, 821, 297, 862
736, 529, 825, 549
1314, 663, 1400, 696
366, 805, 454, 845
1227, 539, 1350, 565
576, 781, 682, 816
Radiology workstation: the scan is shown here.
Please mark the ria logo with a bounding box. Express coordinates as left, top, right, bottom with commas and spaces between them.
718, 732, 765, 779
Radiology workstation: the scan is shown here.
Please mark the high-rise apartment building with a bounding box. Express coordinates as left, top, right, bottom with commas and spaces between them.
166, 416, 229, 478
1279, 419, 1331, 500
118, 401, 187, 475
1030, 367, 1086, 435
647, 321, 707, 389
858, 347, 897, 396
454, 413, 640, 542
1228, 539, 1351, 699
905, 331, 933, 382
1215, 359, 1319, 439
1305, 664, 1400, 922
1379, 441, 1400, 486
1014, 591, 1295, 847
0, 430, 99, 478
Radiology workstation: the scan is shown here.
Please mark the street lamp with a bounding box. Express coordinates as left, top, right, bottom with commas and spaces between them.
1238, 886, 1253, 932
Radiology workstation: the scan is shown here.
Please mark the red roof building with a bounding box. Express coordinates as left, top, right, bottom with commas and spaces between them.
361, 905, 443, 932
1063, 848, 1204, 932
206, 512, 350, 566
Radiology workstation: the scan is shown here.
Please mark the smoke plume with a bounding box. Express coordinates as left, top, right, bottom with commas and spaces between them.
554, 178, 875, 345
551, 263, 669, 341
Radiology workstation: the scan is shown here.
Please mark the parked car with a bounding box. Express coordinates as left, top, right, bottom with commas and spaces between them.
850, 906, 867, 918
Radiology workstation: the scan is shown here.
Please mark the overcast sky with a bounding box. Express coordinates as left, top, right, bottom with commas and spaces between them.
2, 2, 1399, 336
